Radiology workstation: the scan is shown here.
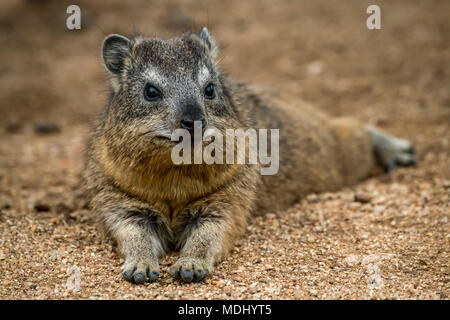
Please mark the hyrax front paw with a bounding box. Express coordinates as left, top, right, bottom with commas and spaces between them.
121, 258, 160, 284
169, 257, 211, 283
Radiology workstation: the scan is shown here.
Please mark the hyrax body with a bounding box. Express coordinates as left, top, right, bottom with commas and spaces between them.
83, 28, 416, 283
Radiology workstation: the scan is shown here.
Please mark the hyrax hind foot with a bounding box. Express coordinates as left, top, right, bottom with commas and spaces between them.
366, 126, 416, 172
169, 257, 211, 283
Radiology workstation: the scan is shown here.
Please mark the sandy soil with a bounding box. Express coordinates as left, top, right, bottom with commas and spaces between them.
0, 0, 449, 299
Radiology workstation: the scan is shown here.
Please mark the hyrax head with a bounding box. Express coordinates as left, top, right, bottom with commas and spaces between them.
101, 28, 239, 149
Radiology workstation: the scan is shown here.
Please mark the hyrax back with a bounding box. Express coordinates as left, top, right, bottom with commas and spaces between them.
83, 28, 415, 284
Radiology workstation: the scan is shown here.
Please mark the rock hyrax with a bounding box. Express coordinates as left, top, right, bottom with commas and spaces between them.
83, 28, 416, 283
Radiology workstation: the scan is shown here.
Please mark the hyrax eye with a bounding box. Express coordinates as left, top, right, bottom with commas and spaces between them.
204, 83, 215, 99
144, 84, 161, 101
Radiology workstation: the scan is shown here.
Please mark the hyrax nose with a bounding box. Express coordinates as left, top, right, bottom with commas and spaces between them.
180, 118, 207, 131
179, 103, 207, 132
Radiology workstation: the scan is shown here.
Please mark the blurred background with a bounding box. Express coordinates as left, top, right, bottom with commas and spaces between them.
0, 0, 448, 299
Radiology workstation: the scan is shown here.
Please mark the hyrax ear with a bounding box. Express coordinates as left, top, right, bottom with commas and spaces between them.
199, 27, 218, 58
102, 34, 131, 75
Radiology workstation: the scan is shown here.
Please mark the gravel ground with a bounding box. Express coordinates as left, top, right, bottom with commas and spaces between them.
0, 0, 449, 299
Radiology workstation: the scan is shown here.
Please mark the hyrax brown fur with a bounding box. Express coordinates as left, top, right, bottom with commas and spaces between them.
83, 28, 416, 284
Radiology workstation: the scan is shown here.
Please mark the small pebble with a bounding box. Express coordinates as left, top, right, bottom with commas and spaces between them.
33, 122, 61, 135
34, 202, 50, 212
354, 193, 371, 203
